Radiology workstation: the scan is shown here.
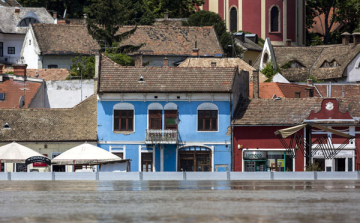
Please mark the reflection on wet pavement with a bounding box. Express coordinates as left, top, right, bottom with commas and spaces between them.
0, 180, 359, 223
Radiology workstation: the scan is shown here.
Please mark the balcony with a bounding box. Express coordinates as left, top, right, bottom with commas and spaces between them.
145, 129, 178, 144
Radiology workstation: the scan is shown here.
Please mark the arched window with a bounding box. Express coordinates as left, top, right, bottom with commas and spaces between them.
19, 18, 39, 27
270, 6, 280, 32
178, 146, 212, 172
148, 103, 163, 130
230, 7, 237, 32
197, 103, 218, 131
113, 103, 134, 131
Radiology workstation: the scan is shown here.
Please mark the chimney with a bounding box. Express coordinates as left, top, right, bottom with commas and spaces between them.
307, 79, 313, 86
53, 11, 57, 19
286, 39, 291, 46
164, 12, 169, 19
211, 62, 216, 67
15, 7, 20, 13
353, 33, 360, 46
192, 40, 199, 57
253, 70, 259, 98
341, 32, 351, 45
163, 57, 168, 67
13, 64, 27, 77
134, 52, 143, 68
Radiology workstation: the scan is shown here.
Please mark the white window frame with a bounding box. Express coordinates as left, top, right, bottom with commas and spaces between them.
109, 145, 126, 159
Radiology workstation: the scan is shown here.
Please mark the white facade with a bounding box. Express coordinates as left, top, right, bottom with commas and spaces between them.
0, 33, 25, 64
20, 26, 39, 68
346, 52, 360, 82
44, 79, 94, 108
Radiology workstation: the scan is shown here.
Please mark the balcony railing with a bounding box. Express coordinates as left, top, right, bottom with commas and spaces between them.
145, 129, 178, 144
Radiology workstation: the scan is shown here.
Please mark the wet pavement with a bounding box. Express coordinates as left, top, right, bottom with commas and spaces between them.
0, 180, 359, 223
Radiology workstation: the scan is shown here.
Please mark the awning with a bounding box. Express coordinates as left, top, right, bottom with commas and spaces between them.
275, 124, 355, 139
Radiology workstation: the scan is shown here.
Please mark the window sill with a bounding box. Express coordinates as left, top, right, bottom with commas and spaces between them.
113, 131, 134, 135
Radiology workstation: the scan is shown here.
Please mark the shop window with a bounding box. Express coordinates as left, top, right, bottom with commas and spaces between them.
114, 110, 133, 131
8, 47, 15, 54
230, 7, 237, 32
270, 6, 280, 32
178, 146, 211, 172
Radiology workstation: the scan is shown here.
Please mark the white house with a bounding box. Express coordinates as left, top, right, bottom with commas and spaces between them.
21, 24, 100, 69
0, 6, 54, 65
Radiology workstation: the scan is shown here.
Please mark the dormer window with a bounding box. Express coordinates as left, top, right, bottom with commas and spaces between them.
321, 60, 340, 68
19, 18, 39, 27
281, 60, 305, 69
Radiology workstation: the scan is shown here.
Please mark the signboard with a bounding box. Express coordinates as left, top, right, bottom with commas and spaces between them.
243, 151, 266, 160
25, 156, 51, 166
313, 150, 353, 158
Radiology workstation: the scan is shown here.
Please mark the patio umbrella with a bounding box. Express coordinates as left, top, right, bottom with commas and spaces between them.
51, 143, 122, 167
0, 142, 46, 172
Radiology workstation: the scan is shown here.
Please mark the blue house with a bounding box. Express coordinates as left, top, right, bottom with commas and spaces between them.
96, 55, 249, 172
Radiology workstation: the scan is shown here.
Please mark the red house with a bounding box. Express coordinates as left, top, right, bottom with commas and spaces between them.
201, 0, 305, 46
232, 95, 360, 172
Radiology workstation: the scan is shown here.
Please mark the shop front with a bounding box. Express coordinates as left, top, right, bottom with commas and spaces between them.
243, 150, 293, 172
312, 149, 355, 172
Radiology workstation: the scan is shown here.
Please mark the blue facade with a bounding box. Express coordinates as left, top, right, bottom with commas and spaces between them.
97, 98, 232, 172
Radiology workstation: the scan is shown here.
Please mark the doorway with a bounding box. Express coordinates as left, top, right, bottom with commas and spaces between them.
313, 158, 325, 171
335, 158, 346, 171
141, 153, 153, 172
178, 146, 211, 172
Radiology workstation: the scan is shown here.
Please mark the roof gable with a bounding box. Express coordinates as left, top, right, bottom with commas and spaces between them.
31, 24, 100, 55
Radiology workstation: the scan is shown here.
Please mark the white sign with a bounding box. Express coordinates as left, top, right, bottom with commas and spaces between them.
313, 150, 353, 158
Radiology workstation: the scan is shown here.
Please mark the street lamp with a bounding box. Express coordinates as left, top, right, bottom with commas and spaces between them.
77, 67, 83, 102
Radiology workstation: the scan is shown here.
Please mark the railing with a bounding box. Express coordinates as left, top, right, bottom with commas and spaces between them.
145, 129, 178, 144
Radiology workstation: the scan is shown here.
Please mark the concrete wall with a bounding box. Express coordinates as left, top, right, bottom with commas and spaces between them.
42, 55, 74, 69
0, 33, 25, 64
44, 79, 94, 108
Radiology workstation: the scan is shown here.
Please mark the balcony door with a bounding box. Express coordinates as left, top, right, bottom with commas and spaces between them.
165, 110, 177, 130
149, 110, 162, 130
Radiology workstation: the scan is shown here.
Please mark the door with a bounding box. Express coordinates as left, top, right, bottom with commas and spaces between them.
0, 42, 3, 57
165, 110, 177, 130
149, 110, 162, 130
141, 153, 153, 172
335, 158, 346, 171
313, 158, 325, 171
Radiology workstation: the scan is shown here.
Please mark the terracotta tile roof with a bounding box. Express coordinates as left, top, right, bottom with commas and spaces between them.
26, 69, 70, 81
0, 7, 54, 34
178, 57, 266, 82
249, 83, 320, 98
0, 94, 97, 142
315, 84, 360, 97
99, 56, 236, 93
233, 96, 360, 125
308, 8, 343, 36
0, 76, 42, 108
32, 24, 100, 55
117, 26, 223, 56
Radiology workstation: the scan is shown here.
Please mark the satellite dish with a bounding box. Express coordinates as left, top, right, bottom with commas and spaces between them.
19, 96, 24, 108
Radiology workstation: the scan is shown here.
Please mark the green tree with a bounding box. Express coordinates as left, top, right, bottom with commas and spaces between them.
68, 55, 95, 79
261, 61, 280, 82
127, 0, 155, 25
183, 10, 242, 57
147, 0, 204, 18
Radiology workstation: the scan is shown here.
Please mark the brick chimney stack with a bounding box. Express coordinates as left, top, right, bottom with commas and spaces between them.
164, 12, 169, 20
134, 53, 143, 68
307, 79, 313, 86
253, 70, 259, 99
353, 33, 360, 46
53, 11, 57, 19
163, 57, 168, 67
211, 62, 216, 67
341, 32, 351, 45
13, 64, 27, 77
